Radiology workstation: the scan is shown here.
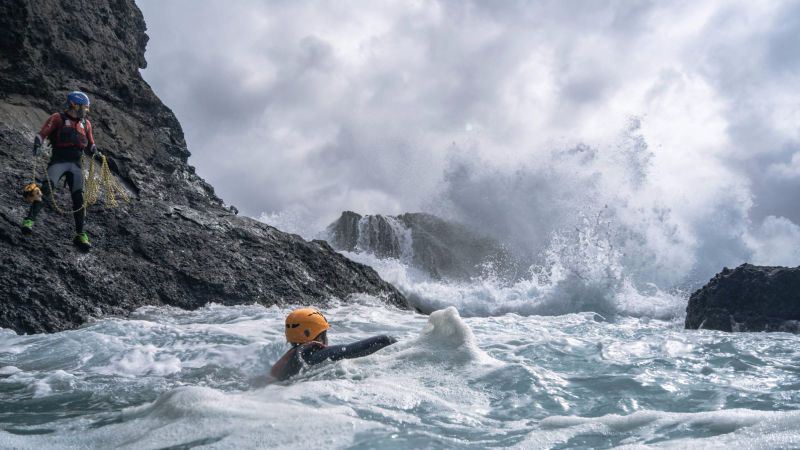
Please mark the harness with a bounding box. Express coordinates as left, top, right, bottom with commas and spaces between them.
48, 112, 90, 162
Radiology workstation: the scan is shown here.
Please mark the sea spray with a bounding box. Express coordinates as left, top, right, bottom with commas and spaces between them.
328, 169, 691, 320
430, 118, 762, 294
398, 306, 499, 366
342, 249, 686, 320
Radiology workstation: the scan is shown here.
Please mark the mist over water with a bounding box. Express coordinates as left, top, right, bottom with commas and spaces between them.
272, 120, 746, 324
266, 116, 797, 325
432, 118, 754, 292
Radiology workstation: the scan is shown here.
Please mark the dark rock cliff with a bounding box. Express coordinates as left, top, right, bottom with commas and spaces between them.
0, 0, 408, 334
327, 211, 518, 281
685, 264, 800, 333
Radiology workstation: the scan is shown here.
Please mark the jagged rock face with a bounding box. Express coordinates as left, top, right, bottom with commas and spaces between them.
329, 212, 409, 259
685, 264, 800, 333
1, 0, 208, 205
327, 211, 517, 281
328, 211, 370, 254
0, 0, 407, 334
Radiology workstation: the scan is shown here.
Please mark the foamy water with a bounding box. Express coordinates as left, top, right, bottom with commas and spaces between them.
2, 297, 799, 449
342, 249, 688, 322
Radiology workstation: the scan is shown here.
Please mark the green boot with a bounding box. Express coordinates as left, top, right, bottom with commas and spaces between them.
73, 232, 92, 251
20, 219, 34, 234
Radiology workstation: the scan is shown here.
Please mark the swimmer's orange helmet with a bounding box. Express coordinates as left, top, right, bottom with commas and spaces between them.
285, 308, 330, 343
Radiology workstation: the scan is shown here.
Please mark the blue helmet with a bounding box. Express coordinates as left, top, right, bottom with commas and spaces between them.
66, 91, 90, 107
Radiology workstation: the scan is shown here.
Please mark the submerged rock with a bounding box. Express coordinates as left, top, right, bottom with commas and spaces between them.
0, 0, 407, 334
685, 264, 800, 333
326, 211, 519, 281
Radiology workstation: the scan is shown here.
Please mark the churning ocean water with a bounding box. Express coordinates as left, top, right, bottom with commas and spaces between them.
2, 247, 800, 449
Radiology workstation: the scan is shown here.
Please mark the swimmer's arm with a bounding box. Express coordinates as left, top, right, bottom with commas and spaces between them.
302, 335, 397, 365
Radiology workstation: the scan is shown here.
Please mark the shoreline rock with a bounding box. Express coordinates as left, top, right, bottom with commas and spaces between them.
685, 263, 800, 333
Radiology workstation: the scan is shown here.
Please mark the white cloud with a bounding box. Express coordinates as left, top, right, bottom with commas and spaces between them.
768, 152, 800, 179
746, 216, 800, 266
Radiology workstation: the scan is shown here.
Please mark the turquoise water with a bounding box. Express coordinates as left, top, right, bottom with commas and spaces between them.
2, 299, 799, 449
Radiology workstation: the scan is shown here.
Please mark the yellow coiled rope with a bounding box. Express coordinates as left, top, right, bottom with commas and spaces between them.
31, 147, 130, 214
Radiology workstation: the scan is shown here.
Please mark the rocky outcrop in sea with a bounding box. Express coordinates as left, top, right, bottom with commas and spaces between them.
685, 264, 800, 333
326, 211, 518, 281
0, 0, 407, 334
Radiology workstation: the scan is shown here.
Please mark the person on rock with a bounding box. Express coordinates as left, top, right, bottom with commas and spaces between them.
21, 91, 102, 251
270, 308, 397, 381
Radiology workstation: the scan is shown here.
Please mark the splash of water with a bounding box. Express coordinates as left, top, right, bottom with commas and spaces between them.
3, 303, 800, 448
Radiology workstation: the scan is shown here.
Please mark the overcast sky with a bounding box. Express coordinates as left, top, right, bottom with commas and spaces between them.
135, 1, 800, 274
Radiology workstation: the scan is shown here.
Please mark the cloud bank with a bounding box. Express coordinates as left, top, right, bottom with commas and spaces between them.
136, 0, 800, 284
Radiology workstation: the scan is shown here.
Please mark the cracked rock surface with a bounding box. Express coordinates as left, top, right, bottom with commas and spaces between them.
685, 264, 800, 333
0, 0, 408, 334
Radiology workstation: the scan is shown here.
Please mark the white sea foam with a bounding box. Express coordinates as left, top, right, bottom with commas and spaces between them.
1, 302, 798, 449
103, 345, 183, 377
525, 408, 800, 449
0, 366, 21, 376
342, 249, 686, 320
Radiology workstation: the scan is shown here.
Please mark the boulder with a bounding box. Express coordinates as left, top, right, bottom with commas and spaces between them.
685, 264, 800, 332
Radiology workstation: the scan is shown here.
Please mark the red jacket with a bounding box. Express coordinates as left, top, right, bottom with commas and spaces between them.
38, 112, 95, 161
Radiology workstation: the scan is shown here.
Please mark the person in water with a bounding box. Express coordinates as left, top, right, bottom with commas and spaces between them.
270, 308, 397, 381
21, 91, 102, 250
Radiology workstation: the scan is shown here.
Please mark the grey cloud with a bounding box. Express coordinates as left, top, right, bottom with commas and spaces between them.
135, 0, 799, 275
739, 145, 800, 224
766, 2, 800, 73
691, 3, 800, 225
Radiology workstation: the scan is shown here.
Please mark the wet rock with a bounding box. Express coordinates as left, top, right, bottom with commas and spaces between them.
326, 211, 519, 281
0, 0, 407, 335
685, 264, 800, 333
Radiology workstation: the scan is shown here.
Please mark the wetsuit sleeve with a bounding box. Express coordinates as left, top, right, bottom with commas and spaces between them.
301, 335, 397, 366
85, 120, 95, 147
37, 113, 62, 141
82, 120, 96, 155
269, 347, 304, 381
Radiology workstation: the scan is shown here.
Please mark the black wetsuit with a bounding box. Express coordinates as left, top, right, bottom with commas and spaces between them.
270, 335, 396, 381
